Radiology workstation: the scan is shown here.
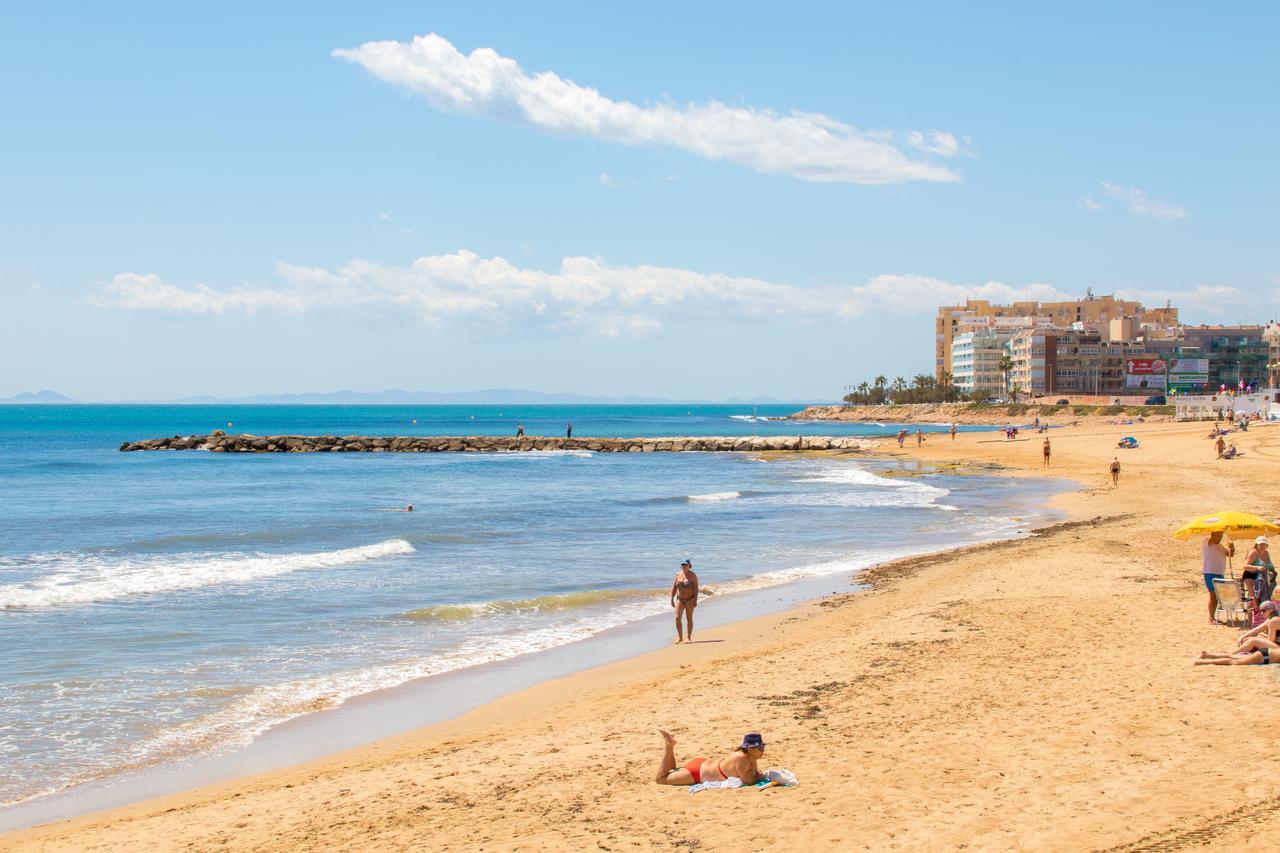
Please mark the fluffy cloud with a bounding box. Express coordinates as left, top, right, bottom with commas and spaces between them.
1115, 284, 1247, 316
332, 33, 960, 185
93, 253, 1073, 336
1099, 182, 1187, 220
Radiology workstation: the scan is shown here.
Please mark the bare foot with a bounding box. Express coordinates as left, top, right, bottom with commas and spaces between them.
1199, 651, 1211, 658
658, 729, 676, 747
674, 638, 682, 644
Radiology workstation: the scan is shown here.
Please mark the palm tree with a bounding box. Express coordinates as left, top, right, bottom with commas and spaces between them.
891, 377, 908, 403
857, 381, 870, 400
873, 375, 887, 405
939, 371, 955, 402
998, 355, 1015, 399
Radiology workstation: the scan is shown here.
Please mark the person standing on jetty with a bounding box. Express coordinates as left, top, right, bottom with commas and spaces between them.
566, 422, 573, 439
516, 422, 525, 438
671, 559, 699, 644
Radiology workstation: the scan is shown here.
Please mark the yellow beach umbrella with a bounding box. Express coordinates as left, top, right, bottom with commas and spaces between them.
1173, 511, 1280, 541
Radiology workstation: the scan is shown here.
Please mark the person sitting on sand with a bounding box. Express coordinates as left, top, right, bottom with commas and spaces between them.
1236, 601, 1280, 648
1223, 444, 1239, 459
654, 730, 765, 786
671, 559, 699, 644
1196, 633, 1280, 665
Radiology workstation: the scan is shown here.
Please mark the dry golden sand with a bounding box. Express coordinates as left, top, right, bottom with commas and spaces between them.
8, 420, 1280, 851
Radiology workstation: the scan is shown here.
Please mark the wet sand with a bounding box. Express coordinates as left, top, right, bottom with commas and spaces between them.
7, 419, 1280, 851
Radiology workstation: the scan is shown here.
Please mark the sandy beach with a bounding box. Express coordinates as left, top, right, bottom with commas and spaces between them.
8, 418, 1280, 851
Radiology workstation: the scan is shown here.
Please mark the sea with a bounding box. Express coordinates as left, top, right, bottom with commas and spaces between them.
0, 404, 1066, 821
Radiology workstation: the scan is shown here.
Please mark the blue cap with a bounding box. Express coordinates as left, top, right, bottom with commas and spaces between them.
740, 732, 765, 750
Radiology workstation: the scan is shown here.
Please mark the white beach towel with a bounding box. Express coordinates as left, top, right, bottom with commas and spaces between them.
688, 777, 744, 793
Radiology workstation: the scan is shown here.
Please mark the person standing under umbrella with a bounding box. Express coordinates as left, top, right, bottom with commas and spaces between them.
1202, 531, 1234, 624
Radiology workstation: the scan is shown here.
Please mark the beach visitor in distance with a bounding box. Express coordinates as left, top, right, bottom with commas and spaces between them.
1202, 531, 1234, 624
516, 422, 525, 437
671, 559, 699, 644
915, 428, 924, 446
1109, 457, 1120, 485
1042, 437, 1051, 467
654, 730, 765, 786
566, 422, 572, 438
950, 423, 957, 441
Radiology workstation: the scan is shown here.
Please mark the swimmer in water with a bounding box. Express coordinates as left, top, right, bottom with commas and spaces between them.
406, 504, 413, 512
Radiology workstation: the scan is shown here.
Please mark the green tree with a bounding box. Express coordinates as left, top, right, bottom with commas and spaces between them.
998, 354, 1015, 399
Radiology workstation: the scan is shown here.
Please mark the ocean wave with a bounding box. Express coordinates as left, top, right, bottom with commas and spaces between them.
402, 588, 655, 622
0, 539, 415, 609
688, 491, 743, 503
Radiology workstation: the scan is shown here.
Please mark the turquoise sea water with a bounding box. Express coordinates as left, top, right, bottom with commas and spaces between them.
0, 405, 1053, 808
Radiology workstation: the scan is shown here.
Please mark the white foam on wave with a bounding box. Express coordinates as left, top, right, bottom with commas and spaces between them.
688, 491, 743, 503
781, 459, 953, 509
0, 539, 416, 609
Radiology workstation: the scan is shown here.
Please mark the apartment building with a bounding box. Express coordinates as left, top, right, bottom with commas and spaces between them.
1180, 325, 1270, 390
934, 294, 1179, 381
1007, 328, 1146, 397
951, 329, 1014, 396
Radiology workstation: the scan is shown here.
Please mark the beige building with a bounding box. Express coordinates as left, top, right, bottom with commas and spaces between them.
935, 295, 1179, 381
1007, 328, 1148, 398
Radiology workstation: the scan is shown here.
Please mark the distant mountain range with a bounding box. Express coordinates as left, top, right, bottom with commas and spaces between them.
0, 388, 816, 405
0, 389, 79, 404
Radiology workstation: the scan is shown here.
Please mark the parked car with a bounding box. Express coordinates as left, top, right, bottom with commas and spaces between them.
1055, 398, 1070, 406
1144, 395, 1166, 405
983, 397, 1006, 405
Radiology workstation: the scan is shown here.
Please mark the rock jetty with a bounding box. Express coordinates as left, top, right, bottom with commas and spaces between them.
118, 431, 879, 454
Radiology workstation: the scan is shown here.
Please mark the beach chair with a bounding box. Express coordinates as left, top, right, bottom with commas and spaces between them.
1211, 578, 1250, 627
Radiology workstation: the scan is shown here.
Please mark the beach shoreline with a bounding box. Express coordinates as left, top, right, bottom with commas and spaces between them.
8, 419, 1280, 850
0, 458, 1067, 833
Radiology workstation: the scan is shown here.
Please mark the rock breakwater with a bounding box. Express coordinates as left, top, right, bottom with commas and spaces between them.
118, 432, 879, 454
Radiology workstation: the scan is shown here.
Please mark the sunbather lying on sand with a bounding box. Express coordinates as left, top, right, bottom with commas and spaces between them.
654, 730, 764, 785
1195, 638, 1280, 665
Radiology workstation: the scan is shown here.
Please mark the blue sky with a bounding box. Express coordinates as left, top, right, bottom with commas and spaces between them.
2, 2, 1277, 400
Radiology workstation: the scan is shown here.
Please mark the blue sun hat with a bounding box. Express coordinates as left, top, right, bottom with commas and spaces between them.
740, 732, 766, 750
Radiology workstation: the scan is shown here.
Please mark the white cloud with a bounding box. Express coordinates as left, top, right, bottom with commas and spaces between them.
1082, 198, 1102, 210
1100, 182, 1186, 220
598, 171, 620, 188
93, 254, 1075, 336
332, 33, 960, 185
378, 212, 393, 221
1115, 284, 1247, 316
905, 130, 964, 157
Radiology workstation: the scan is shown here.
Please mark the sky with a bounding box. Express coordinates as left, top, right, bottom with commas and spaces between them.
1, 2, 1277, 401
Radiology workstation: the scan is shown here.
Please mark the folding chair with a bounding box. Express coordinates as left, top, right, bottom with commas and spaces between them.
1212, 578, 1250, 627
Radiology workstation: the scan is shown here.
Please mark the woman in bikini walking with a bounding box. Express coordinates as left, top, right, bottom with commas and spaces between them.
670, 559, 699, 644
653, 730, 765, 786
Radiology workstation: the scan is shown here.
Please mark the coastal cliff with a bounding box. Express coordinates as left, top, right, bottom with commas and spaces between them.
118, 432, 880, 453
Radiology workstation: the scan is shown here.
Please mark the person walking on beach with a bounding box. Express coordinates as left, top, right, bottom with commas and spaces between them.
915, 429, 924, 446
1202, 531, 1234, 624
566, 422, 573, 439
670, 559, 699, 644
654, 730, 765, 786
1042, 437, 1051, 467
516, 422, 525, 438
1215, 435, 1226, 458
950, 423, 957, 441
896, 429, 907, 448
1109, 457, 1120, 485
